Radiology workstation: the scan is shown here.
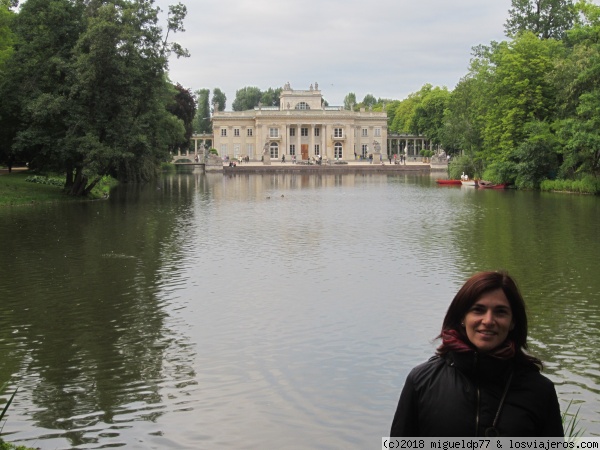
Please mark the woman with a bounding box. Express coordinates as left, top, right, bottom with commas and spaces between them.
390, 271, 564, 437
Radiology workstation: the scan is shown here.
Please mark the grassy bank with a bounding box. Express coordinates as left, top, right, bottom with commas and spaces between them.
0, 170, 116, 207
0, 440, 37, 450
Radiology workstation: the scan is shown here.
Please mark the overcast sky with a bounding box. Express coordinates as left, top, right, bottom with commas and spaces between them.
154, 0, 514, 107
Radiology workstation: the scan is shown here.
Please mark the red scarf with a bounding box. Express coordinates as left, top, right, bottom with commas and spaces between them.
441, 329, 516, 359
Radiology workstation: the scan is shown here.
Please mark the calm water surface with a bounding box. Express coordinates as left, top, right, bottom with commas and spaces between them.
0, 171, 599, 449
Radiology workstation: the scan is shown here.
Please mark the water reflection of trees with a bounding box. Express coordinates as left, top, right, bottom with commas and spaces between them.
0, 180, 198, 447
450, 190, 600, 430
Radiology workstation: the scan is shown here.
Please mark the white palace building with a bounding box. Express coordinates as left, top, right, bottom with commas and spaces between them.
186, 82, 437, 162
210, 82, 388, 162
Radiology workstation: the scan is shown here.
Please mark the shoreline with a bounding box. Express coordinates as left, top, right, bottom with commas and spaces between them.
213, 160, 442, 174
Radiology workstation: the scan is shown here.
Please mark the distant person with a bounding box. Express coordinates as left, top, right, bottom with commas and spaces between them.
281, 155, 285, 163
390, 271, 564, 437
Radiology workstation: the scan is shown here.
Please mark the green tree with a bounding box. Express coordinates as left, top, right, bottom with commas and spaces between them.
212, 87, 226, 112
63, 0, 187, 193
482, 33, 562, 159
0, 1, 15, 70
512, 120, 560, 188
194, 88, 211, 133
6, 0, 85, 175
232, 86, 262, 111
167, 83, 197, 150
4, 0, 189, 195
504, 0, 576, 39
440, 76, 485, 156
260, 87, 281, 107
343, 92, 357, 110
552, 5, 600, 178
362, 93, 377, 108
389, 95, 419, 134
410, 86, 450, 143
0, 1, 17, 171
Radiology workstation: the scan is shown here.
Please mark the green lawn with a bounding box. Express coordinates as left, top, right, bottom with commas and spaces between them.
0, 170, 113, 206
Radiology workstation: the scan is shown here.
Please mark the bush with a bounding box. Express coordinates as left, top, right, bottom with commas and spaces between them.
161, 162, 176, 172
25, 175, 64, 187
539, 176, 600, 194
448, 155, 478, 180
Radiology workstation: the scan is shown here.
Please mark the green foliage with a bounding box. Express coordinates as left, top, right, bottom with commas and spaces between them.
482, 33, 562, 158
362, 93, 377, 108
231, 86, 282, 111
163, 2, 189, 58
1, 0, 189, 196
209, 148, 218, 155
448, 155, 481, 179
260, 87, 281, 107
512, 120, 561, 188
211, 88, 226, 112
25, 175, 63, 187
193, 88, 211, 133
0, 3, 15, 70
161, 162, 176, 172
440, 75, 486, 156
410, 86, 450, 143
561, 400, 586, 438
167, 83, 197, 149
505, 0, 576, 39
343, 92, 357, 110
232, 86, 262, 111
540, 175, 600, 193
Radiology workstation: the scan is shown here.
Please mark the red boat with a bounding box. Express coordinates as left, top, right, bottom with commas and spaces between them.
436, 179, 462, 185
478, 180, 508, 189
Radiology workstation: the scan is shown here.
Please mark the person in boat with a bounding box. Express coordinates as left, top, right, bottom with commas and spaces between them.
390, 271, 563, 437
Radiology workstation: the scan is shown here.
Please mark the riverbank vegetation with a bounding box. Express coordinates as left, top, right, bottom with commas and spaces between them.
0, 0, 195, 198
0, 171, 116, 206
350, 0, 600, 193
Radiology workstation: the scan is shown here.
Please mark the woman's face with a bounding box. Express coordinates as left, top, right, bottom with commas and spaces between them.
462, 289, 514, 352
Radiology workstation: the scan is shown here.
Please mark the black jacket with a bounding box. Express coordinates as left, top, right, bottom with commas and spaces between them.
390, 352, 564, 437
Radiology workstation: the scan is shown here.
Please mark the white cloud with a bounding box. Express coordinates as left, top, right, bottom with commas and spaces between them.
156, 0, 514, 105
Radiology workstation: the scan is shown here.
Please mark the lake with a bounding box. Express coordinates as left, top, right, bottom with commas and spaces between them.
0, 171, 598, 449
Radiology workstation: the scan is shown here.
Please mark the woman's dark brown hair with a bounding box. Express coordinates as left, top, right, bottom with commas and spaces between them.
437, 270, 542, 369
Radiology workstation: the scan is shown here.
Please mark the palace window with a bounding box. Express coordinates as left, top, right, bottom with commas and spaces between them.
269, 128, 279, 138
334, 128, 343, 138
362, 144, 368, 157
295, 102, 309, 110
290, 127, 296, 137
234, 128, 240, 137
362, 128, 368, 137
301, 127, 308, 136
314, 144, 320, 156
220, 144, 227, 154
269, 142, 279, 159
233, 144, 240, 157
220, 128, 227, 137
334, 142, 343, 159
314, 127, 320, 137
247, 143, 253, 154
290, 144, 296, 156
247, 128, 253, 137
375, 127, 382, 137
